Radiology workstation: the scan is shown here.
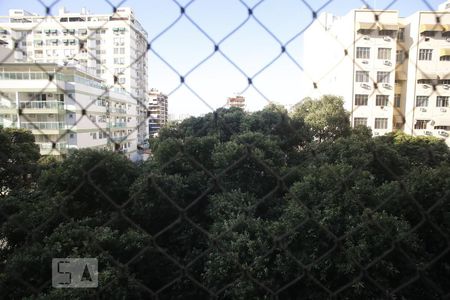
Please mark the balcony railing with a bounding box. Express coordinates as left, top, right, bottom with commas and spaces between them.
111, 108, 127, 114
19, 101, 64, 110
37, 142, 68, 151
21, 122, 64, 130
110, 136, 127, 142
109, 122, 127, 128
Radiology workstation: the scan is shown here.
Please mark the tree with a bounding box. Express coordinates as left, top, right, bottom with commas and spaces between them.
291, 95, 351, 142
1, 107, 449, 299
0, 127, 40, 195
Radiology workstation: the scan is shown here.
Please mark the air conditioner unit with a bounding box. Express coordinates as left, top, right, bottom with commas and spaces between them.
363, 35, 370, 40
420, 108, 427, 112
425, 131, 433, 136
383, 83, 391, 89
360, 83, 371, 89
48, 114, 54, 118
362, 60, 369, 64
438, 130, 449, 137
444, 85, 450, 90
441, 108, 447, 112
423, 84, 430, 89
384, 60, 392, 66
384, 36, 391, 42
374, 132, 380, 136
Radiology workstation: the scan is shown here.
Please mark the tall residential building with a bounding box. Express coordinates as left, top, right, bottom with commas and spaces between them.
227, 95, 246, 109
147, 89, 168, 137
304, 1, 450, 145
0, 63, 138, 156
0, 6, 149, 144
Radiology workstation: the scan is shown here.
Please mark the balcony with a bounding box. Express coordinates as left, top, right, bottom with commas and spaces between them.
37, 142, 68, 155
111, 108, 127, 114
21, 122, 65, 131
109, 122, 127, 128
110, 136, 128, 142
19, 101, 64, 111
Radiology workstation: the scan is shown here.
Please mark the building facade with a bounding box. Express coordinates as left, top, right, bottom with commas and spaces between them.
304, 1, 450, 145
0, 63, 138, 157
147, 89, 168, 137
0, 6, 149, 145
227, 95, 245, 109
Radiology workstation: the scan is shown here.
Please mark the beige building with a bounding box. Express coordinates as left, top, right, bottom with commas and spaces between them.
148, 89, 168, 137
304, 1, 450, 145
0, 6, 149, 145
227, 95, 245, 109
0, 63, 138, 157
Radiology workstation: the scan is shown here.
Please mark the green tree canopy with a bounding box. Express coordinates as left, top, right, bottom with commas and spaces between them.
1, 104, 449, 299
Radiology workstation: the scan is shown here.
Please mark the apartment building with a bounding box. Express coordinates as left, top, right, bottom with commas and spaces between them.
147, 89, 168, 137
227, 95, 246, 109
0, 6, 149, 145
0, 63, 138, 157
304, 0, 450, 145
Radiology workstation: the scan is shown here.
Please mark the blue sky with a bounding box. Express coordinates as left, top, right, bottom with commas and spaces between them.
0, 0, 445, 116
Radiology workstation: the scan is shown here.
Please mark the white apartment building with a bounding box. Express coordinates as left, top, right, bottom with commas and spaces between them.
304, 1, 450, 145
0, 6, 149, 145
148, 89, 168, 137
0, 63, 138, 157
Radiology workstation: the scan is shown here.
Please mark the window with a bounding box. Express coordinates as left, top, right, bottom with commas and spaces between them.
397, 28, 405, 41
394, 94, 401, 107
436, 96, 449, 107
374, 118, 388, 129
356, 71, 369, 82
92, 132, 97, 139
440, 55, 450, 61
379, 30, 395, 38
396, 50, 405, 64
359, 29, 373, 35
416, 96, 429, 107
354, 94, 368, 106
421, 31, 436, 37
415, 120, 428, 130
376, 95, 389, 106
435, 126, 450, 130
439, 79, 450, 85
377, 71, 390, 83
417, 79, 433, 85
356, 47, 370, 59
354, 118, 368, 127
114, 48, 119, 54
419, 49, 433, 60
378, 48, 391, 60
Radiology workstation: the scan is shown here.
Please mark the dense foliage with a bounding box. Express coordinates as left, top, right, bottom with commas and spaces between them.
0, 96, 449, 299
